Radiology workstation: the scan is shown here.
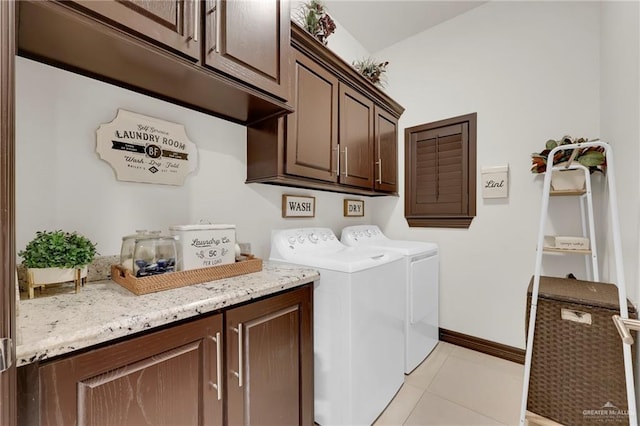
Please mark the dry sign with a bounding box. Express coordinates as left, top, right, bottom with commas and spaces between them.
344, 199, 364, 217
96, 109, 198, 185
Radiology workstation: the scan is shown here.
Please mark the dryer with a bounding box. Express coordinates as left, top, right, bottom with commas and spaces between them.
270, 227, 405, 426
341, 225, 439, 374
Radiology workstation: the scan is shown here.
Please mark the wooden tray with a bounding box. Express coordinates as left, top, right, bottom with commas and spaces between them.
111, 256, 263, 295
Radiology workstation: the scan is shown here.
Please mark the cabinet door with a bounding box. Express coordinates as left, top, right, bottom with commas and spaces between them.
285, 49, 339, 182
69, 0, 200, 60
374, 105, 398, 193
226, 285, 313, 426
37, 315, 223, 426
339, 84, 375, 189
204, 0, 290, 100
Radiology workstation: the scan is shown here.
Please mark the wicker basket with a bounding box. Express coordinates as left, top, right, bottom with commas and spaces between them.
111, 255, 262, 296
526, 276, 636, 425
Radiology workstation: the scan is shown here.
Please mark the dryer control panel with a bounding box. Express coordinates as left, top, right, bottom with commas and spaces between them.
341, 225, 386, 244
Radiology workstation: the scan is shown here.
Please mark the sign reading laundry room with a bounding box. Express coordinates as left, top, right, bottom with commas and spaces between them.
282, 194, 315, 218
344, 199, 364, 217
96, 109, 198, 185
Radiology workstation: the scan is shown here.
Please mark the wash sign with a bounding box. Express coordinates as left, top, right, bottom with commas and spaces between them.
96, 109, 198, 186
282, 195, 315, 218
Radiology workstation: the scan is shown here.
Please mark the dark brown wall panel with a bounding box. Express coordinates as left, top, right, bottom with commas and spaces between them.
0, 0, 16, 423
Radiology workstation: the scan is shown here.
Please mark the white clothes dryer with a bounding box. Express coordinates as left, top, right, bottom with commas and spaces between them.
341, 225, 439, 374
270, 227, 405, 426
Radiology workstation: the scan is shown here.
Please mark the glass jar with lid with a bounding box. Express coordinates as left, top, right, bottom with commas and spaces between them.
132, 235, 179, 277
133, 235, 177, 277
121, 230, 179, 275
120, 230, 158, 272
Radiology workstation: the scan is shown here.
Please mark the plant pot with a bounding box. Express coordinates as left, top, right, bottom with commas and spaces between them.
26, 266, 88, 299
551, 168, 586, 191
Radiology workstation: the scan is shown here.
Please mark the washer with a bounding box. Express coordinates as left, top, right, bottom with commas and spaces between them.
341, 225, 439, 374
270, 227, 405, 426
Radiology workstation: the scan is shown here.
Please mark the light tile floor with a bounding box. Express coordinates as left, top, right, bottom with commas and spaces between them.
373, 342, 527, 426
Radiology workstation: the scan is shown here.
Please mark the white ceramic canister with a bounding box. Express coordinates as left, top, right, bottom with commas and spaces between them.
169, 224, 236, 270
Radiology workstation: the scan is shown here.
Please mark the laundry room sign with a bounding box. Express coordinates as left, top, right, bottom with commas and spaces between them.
96, 109, 198, 186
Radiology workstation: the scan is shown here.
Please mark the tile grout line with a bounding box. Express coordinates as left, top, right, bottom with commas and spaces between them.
422, 346, 517, 426
402, 344, 456, 425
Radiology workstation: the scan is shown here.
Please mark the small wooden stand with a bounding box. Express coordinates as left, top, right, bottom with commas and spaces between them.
26, 268, 86, 299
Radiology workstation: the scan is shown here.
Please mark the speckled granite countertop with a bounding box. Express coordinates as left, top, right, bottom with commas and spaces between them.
16, 262, 319, 367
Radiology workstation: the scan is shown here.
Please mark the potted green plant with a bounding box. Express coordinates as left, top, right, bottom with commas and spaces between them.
352, 57, 389, 88
531, 135, 606, 190
19, 230, 98, 298
295, 0, 336, 45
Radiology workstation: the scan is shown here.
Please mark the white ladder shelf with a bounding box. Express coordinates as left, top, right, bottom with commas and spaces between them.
519, 140, 636, 426
544, 169, 599, 282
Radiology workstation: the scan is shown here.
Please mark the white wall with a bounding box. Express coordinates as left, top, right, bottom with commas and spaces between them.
15, 58, 371, 260
324, 16, 370, 65
290, 0, 370, 63
600, 1, 640, 303
370, 1, 604, 349
599, 0, 640, 403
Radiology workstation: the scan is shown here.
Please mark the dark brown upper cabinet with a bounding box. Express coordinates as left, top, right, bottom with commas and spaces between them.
339, 84, 374, 189
405, 113, 477, 228
284, 48, 339, 182
246, 23, 404, 197
204, 0, 290, 101
66, 0, 201, 60
17, 0, 292, 125
374, 106, 399, 193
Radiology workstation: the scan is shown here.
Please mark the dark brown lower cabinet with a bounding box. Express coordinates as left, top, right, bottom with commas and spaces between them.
226, 285, 313, 426
23, 314, 223, 426
18, 285, 313, 426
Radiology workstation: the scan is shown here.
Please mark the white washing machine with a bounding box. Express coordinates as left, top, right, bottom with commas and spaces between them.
341, 225, 439, 374
270, 227, 405, 426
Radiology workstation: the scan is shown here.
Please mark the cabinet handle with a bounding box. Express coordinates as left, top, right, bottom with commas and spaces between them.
192, 0, 199, 42
333, 145, 340, 176
342, 146, 348, 177
208, 332, 222, 400
231, 324, 243, 387
376, 159, 382, 184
